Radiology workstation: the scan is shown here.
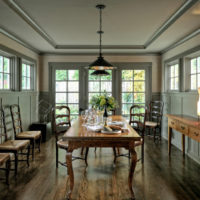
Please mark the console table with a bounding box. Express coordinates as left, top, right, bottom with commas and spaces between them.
166, 114, 200, 156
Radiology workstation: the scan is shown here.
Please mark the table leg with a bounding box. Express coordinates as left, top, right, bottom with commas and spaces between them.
182, 134, 185, 156
168, 126, 172, 155
128, 148, 137, 200
66, 150, 74, 200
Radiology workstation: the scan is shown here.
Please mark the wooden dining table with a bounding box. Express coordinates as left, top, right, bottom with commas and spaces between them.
62, 115, 141, 200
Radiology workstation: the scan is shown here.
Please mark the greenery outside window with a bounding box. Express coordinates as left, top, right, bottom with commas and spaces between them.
21, 62, 34, 90
169, 64, 179, 90
190, 56, 200, 90
0, 55, 11, 90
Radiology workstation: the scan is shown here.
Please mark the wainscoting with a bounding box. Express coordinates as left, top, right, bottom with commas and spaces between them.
161, 92, 200, 164
0, 91, 39, 139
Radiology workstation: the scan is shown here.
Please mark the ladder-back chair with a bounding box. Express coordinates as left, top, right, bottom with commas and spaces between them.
0, 153, 10, 184
10, 104, 41, 160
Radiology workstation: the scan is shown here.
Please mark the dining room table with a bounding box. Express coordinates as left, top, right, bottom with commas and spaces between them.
62, 115, 141, 200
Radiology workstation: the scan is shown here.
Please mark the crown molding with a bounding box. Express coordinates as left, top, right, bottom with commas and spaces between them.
144, 0, 199, 48
3, 0, 56, 48
161, 28, 200, 54
0, 26, 40, 54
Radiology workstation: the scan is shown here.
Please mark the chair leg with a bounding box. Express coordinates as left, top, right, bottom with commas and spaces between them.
141, 142, 144, 163
27, 144, 30, 167
14, 153, 18, 176
85, 148, 89, 166
56, 144, 58, 168
81, 147, 84, 155
113, 147, 117, 164
153, 128, 156, 143
5, 159, 10, 185
32, 140, 35, 160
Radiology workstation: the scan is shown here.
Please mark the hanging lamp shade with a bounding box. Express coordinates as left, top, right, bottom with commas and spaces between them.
88, 4, 115, 75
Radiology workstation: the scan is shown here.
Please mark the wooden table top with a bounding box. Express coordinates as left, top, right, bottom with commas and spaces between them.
63, 115, 141, 141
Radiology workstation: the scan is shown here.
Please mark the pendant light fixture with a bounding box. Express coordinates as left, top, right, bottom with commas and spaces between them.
89, 4, 115, 76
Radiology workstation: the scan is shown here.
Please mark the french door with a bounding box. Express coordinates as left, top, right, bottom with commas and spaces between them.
51, 62, 151, 121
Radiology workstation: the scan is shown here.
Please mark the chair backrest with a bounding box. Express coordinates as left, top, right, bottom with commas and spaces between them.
10, 104, 23, 138
110, 108, 116, 115
129, 105, 147, 135
52, 106, 71, 141
0, 107, 8, 144
149, 101, 164, 124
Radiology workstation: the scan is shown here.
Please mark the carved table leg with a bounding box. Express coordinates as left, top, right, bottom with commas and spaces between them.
128, 147, 137, 200
182, 134, 185, 156
66, 149, 74, 200
168, 126, 172, 156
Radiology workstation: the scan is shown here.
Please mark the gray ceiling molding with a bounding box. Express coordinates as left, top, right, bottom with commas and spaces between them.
161, 28, 200, 54
0, 26, 40, 53
55, 45, 145, 50
3, 0, 56, 48
144, 0, 199, 48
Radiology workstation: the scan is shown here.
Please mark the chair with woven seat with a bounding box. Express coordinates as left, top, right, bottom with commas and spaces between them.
113, 105, 147, 163
145, 101, 164, 142
52, 105, 89, 168
10, 104, 41, 160
0, 107, 30, 176
0, 153, 10, 184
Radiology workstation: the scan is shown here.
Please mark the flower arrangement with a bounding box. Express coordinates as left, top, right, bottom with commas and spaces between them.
90, 92, 118, 111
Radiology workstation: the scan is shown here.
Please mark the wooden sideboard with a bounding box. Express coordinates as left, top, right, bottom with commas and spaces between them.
166, 114, 200, 156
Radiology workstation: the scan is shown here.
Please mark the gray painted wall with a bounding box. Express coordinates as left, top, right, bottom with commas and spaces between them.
0, 91, 39, 140
161, 92, 200, 164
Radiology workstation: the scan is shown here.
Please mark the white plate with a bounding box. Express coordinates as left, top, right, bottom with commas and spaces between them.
101, 130, 121, 134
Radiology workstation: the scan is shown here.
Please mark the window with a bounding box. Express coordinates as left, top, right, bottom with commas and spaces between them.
0, 55, 11, 90
121, 70, 145, 119
22, 63, 34, 90
88, 70, 112, 105
190, 56, 200, 90
169, 64, 179, 90
55, 70, 79, 120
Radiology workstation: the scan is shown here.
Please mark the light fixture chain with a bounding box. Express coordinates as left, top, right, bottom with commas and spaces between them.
99, 6, 102, 56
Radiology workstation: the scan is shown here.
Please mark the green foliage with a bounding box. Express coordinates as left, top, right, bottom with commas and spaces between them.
56, 70, 67, 80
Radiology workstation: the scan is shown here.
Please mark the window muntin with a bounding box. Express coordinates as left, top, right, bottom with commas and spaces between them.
22, 63, 33, 90
121, 70, 145, 120
88, 70, 112, 105
190, 56, 200, 90
55, 69, 79, 120
0, 55, 11, 90
169, 64, 179, 90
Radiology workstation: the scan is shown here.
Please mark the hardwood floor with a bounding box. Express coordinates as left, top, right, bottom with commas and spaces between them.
0, 136, 199, 200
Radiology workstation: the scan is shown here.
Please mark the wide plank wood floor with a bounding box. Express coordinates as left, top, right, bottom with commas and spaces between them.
0, 136, 200, 200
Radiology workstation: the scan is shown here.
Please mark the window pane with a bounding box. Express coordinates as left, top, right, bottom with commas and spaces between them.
191, 74, 197, 90
191, 59, 197, 74
134, 70, 145, 80
68, 93, 79, 103
101, 70, 112, 80
171, 78, 175, 90
22, 76, 26, 89
122, 70, 133, 80
68, 81, 79, 92
197, 57, 200, 73
122, 93, 133, 103
175, 77, 179, 90
122, 82, 133, 92
68, 70, 79, 80
134, 81, 145, 92
56, 70, 67, 80
0, 56, 3, 72
0, 73, 3, 89
175, 65, 179, 76
122, 104, 131, 115
198, 74, 200, 88
89, 82, 100, 92
89, 70, 100, 80
27, 78, 31, 89
56, 93, 66, 104
134, 93, 145, 103
101, 81, 112, 92
22, 64, 26, 76
27, 65, 30, 77
170, 66, 175, 77
3, 74, 10, 89
3, 57, 10, 73
68, 104, 79, 115
56, 82, 66, 92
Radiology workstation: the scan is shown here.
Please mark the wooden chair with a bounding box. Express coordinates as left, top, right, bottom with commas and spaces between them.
113, 105, 146, 163
0, 107, 30, 176
0, 153, 10, 184
145, 101, 164, 142
10, 104, 41, 160
52, 106, 89, 168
